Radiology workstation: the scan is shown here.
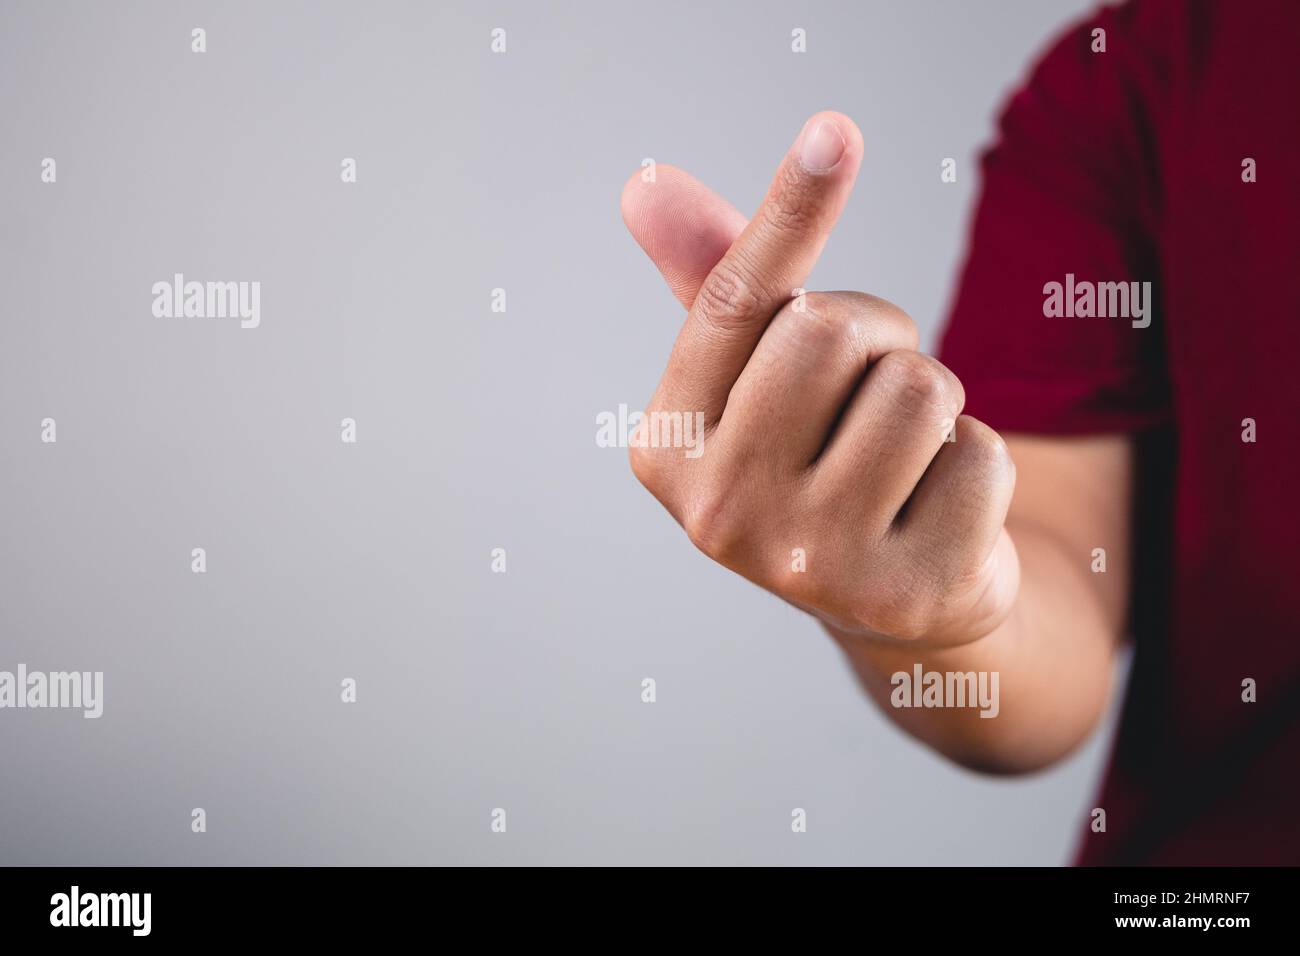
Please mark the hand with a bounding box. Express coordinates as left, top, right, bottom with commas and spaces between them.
621, 112, 1019, 647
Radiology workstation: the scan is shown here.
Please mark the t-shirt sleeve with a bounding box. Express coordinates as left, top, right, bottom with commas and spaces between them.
936, 3, 1171, 434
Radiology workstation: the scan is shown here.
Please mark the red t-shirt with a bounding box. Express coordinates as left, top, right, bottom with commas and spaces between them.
937, 0, 1300, 865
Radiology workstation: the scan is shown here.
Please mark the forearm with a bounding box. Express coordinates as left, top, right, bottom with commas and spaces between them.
827, 519, 1122, 774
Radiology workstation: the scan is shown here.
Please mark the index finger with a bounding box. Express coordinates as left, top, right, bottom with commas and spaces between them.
653, 111, 864, 425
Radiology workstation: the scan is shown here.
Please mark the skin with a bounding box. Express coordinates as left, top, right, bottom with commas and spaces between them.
621, 112, 1133, 774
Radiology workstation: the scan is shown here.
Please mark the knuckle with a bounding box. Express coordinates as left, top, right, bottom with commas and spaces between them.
766, 541, 826, 606
695, 258, 765, 324
681, 481, 746, 562
794, 289, 834, 315
875, 350, 964, 417
954, 416, 1014, 480
784, 292, 849, 348
875, 301, 922, 352
628, 441, 662, 492
781, 293, 887, 363
835, 292, 921, 351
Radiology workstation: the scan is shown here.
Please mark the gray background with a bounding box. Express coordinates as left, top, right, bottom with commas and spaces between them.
0, 0, 1116, 865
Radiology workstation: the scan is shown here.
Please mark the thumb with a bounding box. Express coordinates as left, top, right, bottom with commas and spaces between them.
620, 164, 748, 311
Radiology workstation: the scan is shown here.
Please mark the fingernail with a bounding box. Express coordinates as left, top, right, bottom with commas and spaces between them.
798, 118, 846, 172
